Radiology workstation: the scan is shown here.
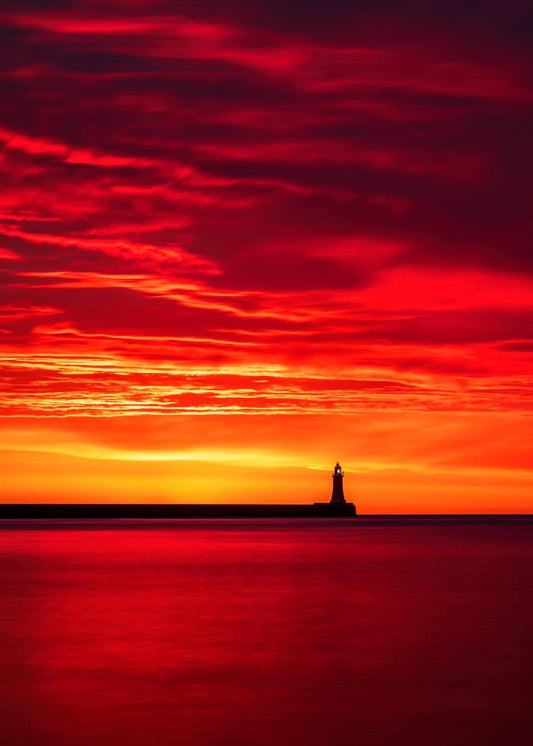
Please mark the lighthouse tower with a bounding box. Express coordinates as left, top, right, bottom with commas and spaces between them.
331, 462, 346, 504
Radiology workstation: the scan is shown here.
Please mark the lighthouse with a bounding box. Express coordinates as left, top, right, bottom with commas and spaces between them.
313, 462, 356, 515
331, 461, 346, 504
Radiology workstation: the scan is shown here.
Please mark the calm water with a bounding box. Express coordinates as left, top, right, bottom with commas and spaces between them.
0, 518, 532, 746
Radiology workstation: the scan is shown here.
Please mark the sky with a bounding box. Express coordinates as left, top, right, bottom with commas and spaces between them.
1, 0, 532, 511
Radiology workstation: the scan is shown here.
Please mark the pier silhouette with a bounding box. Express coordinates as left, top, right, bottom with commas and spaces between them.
0, 462, 357, 519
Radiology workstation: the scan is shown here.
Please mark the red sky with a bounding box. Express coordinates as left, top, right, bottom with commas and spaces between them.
1, 1, 532, 511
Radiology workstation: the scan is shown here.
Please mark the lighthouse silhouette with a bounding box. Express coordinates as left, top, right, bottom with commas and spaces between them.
331, 461, 346, 504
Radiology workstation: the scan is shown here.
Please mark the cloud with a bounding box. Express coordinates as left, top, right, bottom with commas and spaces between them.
0, 247, 21, 261
0, 0, 532, 504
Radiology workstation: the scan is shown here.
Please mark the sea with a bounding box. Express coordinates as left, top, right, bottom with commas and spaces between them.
0, 517, 532, 746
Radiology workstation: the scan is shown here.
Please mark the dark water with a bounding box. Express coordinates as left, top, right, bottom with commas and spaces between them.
1, 518, 532, 746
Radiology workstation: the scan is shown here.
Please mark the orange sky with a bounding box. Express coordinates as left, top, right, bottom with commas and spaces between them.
1, 414, 532, 512
1, 1, 532, 512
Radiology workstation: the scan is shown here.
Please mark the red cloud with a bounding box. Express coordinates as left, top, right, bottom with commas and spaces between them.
0, 0, 532, 511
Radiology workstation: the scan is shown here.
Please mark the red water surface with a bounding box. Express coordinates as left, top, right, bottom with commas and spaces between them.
0, 519, 532, 745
